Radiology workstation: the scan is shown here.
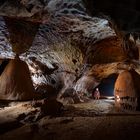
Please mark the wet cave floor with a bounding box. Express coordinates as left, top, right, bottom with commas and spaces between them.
0, 99, 140, 140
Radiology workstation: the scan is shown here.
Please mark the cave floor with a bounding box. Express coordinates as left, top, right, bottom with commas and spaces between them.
0, 99, 140, 140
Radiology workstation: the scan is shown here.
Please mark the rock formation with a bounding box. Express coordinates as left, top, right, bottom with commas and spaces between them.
114, 69, 140, 111
0, 0, 140, 102
0, 55, 36, 100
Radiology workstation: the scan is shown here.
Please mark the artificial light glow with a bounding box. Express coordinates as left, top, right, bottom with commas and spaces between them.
116, 95, 120, 102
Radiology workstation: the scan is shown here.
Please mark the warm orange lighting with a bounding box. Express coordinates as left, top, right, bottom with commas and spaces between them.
116, 95, 120, 102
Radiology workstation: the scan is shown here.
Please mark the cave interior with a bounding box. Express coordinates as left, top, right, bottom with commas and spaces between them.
0, 0, 140, 140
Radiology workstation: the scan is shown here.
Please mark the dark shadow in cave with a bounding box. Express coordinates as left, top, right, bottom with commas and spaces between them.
95, 73, 118, 97
0, 119, 23, 135
0, 59, 9, 75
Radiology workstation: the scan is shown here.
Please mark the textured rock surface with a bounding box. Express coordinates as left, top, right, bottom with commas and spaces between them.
0, 57, 38, 100
0, 0, 140, 101
0, 0, 118, 100
83, 0, 140, 60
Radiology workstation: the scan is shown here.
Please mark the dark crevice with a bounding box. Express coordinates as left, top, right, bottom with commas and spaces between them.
0, 59, 9, 75
72, 59, 77, 64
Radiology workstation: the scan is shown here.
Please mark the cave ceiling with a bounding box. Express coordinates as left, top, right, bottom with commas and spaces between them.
83, 0, 140, 33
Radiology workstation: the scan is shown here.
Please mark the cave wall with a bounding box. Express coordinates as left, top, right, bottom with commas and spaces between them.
0, 0, 140, 100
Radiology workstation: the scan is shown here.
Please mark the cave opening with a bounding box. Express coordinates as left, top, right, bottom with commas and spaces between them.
95, 73, 118, 98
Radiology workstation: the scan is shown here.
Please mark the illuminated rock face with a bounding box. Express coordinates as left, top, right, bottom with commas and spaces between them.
0, 57, 36, 100
115, 70, 136, 97
0, 1, 117, 100
114, 70, 140, 111
85, 37, 127, 64
74, 75, 99, 94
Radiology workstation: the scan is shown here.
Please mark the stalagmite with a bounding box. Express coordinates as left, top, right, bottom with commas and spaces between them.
0, 55, 36, 100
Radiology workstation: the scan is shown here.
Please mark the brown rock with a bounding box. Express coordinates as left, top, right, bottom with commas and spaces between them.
0, 56, 36, 100
86, 37, 127, 64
